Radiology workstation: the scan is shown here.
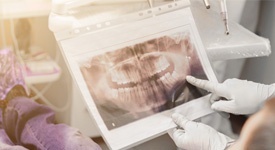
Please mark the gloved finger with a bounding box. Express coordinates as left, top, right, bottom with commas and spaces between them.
172, 113, 194, 130
209, 93, 220, 104
171, 129, 186, 148
186, 76, 229, 98
211, 100, 236, 114
209, 94, 230, 118
186, 76, 218, 93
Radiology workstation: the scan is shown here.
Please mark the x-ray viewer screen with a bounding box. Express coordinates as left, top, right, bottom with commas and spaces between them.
80, 31, 208, 130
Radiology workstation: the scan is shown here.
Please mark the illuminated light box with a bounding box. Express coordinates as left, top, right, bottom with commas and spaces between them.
57, 2, 217, 149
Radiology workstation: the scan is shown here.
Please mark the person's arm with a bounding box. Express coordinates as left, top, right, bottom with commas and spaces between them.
186, 76, 275, 115
168, 113, 235, 150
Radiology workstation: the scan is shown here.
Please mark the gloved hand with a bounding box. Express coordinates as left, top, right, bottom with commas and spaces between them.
186, 76, 275, 115
168, 113, 234, 150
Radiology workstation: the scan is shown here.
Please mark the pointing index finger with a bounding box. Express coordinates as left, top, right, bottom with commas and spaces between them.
186, 76, 218, 93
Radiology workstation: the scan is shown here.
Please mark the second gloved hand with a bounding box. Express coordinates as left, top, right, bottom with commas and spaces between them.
169, 113, 234, 150
186, 76, 275, 115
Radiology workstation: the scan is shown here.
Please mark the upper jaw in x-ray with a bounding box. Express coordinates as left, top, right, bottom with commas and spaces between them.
81, 35, 195, 113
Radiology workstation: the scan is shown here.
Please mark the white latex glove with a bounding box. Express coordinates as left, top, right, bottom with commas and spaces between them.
186, 76, 275, 115
168, 113, 234, 150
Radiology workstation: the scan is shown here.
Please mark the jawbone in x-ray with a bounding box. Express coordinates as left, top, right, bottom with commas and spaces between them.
80, 31, 208, 130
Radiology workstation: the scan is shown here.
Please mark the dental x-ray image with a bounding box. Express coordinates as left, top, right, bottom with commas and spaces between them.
80, 31, 208, 130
